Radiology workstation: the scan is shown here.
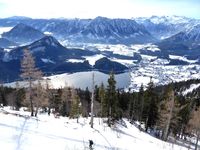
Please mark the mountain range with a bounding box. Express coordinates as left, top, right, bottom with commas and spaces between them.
0, 16, 156, 44
0, 15, 200, 85
0, 16, 200, 46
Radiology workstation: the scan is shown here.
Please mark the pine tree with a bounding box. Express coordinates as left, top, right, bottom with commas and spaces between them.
99, 83, 106, 117
54, 89, 62, 113
70, 89, 81, 123
158, 86, 175, 141
61, 86, 72, 116
118, 90, 129, 118
106, 72, 118, 126
144, 78, 159, 132
44, 79, 54, 115
138, 84, 144, 122
0, 83, 7, 106
178, 98, 195, 138
85, 87, 91, 115
128, 92, 138, 122
34, 80, 48, 117
20, 48, 42, 116
14, 82, 25, 111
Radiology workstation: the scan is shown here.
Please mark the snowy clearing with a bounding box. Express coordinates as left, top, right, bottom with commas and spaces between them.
66, 59, 85, 63
83, 54, 105, 66
0, 27, 13, 35
0, 108, 187, 150
169, 55, 198, 64
109, 58, 135, 66
131, 44, 160, 52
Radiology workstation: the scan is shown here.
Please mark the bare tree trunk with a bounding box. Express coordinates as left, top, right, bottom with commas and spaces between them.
35, 107, 38, 117
90, 73, 94, 128
145, 117, 149, 132
29, 79, 34, 117
35, 98, 39, 117
108, 106, 111, 127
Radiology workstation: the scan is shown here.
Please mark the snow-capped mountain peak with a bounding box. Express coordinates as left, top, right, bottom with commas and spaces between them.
134, 15, 200, 40
40, 35, 61, 47
149, 15, 192, 24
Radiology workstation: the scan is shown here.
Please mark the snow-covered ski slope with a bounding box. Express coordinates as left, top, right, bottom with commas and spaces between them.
0, 107, 186, 150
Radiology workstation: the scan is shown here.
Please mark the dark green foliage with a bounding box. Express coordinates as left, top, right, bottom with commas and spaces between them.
61, 101, 67, 116
128, 92, 138, 121
54, 89, 62, 113
94, 85, 99, 102
0, 85, 8, 106
60, 87, 73, 117
118, 91, 129, 116
85, 87, 91, 113
0, 85, 24, 110
138, 85, 144, 122
15, 88, 25, 110
143, 79, 159, 131
70, 93, 81, 122
105, 72, 121, 125
94, 57, 128, 73
99, 83, 106, 117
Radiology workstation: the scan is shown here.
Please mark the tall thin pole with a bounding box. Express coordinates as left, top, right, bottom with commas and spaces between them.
90, 72, 95, 128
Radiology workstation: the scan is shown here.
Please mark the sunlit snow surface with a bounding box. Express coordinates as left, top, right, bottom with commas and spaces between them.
83, 54, 105, 66
0, 107, 187, 150
182, 83, 200, 96
87, 43, 160, 57
46, 71, 130, 90
5, 71, 130, 91
169, 55, 198, 64
0, 27, 13, 37
66, 59, 85, 63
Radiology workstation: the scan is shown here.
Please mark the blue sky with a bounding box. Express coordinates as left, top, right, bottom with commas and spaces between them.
0, 0, 199, 19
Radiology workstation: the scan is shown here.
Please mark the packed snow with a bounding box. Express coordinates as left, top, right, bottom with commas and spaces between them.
0, 107, 187, 150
